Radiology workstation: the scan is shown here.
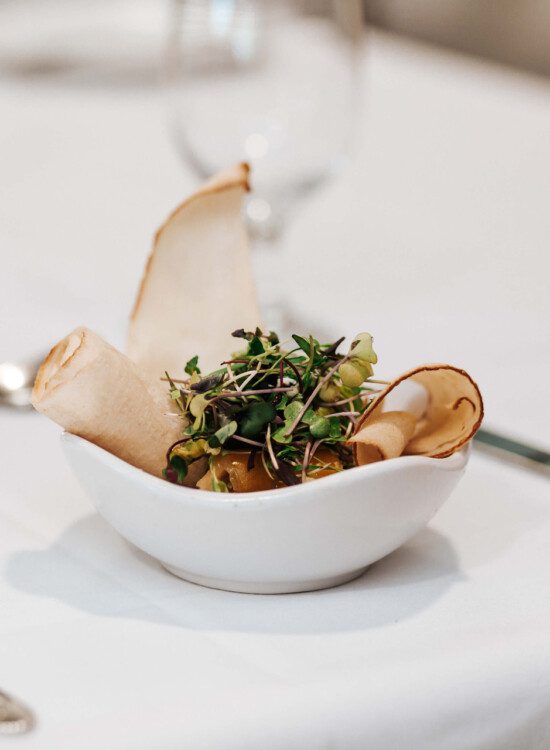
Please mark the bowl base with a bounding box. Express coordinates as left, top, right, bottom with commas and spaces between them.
161, 564, 369, 594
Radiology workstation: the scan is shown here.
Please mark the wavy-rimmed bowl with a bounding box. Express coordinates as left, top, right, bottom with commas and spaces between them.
61, 433, 469, 594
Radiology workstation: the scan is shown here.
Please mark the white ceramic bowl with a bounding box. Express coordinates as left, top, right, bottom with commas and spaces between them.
62, 433, 469, 594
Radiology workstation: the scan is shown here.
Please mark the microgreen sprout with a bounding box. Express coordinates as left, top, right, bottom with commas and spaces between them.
163, 328, 379, 490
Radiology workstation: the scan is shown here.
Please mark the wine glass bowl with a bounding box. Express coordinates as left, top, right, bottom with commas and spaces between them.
167, 0, 363, 238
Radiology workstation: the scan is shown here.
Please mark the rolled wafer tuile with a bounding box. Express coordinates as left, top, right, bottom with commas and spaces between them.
349, 411, 417, 465
31, 327, 184, 478
403, 365, 483, 457
351, 364, 483, 465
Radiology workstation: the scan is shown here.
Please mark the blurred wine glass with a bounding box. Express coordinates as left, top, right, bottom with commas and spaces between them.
166, 0, 363, 332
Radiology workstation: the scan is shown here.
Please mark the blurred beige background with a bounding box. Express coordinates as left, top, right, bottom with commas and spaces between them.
365, 0, 550, 77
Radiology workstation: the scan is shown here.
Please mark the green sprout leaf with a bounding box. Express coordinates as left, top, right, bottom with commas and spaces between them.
301, 409, 316, 425
247, 336, 265, 356
309, 415, 330, 439
238, 401, 276, 439
277, 393, 290, 411
209, 420, 238, 448
292, 334, 311, 355
169, 454, 188, 484
184, 355, 201, 376
283, 400, 304, 422
272, 426, 293, 444
340, 385, 361, 398
349, 332, 378, 364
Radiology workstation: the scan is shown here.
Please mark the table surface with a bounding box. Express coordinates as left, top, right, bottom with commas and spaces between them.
2, 17, 550, 750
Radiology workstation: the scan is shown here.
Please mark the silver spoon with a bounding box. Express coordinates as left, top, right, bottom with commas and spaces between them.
0, 359, 42, 408
0, 690, 35, 734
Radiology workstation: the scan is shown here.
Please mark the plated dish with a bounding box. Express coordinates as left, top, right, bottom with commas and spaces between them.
31, 163, 483, 592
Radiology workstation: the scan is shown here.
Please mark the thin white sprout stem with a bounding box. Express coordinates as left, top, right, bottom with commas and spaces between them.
301, 441, 312, 483
261, 450, 276, 481
327, 392, 380, 407
239, 367, 261, 391
161, 369, 256, 386
214, 386, 294, 399
225, 364, 239, 390
232, 435, 264, 448
309, 439, 323, 466
265, 424, 279, 471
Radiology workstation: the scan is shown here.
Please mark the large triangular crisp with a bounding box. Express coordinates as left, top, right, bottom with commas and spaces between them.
127, 163, 261, 379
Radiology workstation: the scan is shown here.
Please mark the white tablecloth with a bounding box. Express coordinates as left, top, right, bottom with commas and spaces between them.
2, 414, 550, 749
2, 19, 550, 749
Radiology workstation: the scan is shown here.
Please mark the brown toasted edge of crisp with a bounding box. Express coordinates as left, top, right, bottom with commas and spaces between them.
351, 363, 484, 464
31, 327, 88, 407
129, 162, 250, 324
